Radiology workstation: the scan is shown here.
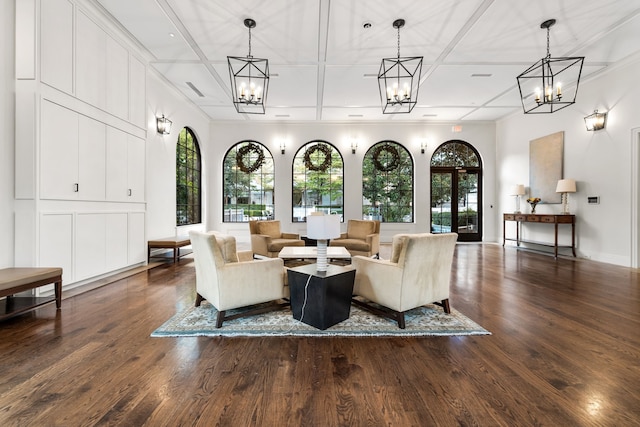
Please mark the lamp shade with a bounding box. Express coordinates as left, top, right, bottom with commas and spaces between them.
307, 214, 341, 240
555, 179, 576, 193
510, 184, 526, 196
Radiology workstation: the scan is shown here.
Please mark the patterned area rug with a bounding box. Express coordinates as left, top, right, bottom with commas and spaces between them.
151, 301, 490, 337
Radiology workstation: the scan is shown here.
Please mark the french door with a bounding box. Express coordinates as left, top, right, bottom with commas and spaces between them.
431, 168, 481, 241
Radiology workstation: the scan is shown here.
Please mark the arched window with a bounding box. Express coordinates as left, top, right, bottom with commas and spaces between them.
292, 141, 344, 222
362, 141, 413, 223
176, 127, 202, 225
430, 140, 482, 241
223, 141, 274, 222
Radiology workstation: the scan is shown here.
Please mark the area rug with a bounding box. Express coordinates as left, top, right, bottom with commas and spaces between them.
151, 301, 490, 337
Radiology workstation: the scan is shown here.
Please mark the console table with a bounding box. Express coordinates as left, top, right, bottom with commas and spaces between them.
503, 214, 576, 258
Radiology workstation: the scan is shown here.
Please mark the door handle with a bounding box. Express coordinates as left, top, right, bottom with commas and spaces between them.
74, 183, 79, 192
128, 189, 132, 197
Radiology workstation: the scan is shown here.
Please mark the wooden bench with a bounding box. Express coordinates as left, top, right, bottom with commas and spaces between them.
0, 267, 63, 321
148, 236, 191, 263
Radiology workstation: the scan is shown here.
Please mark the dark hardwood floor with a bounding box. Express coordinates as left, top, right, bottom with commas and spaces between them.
0, 243, 639, 426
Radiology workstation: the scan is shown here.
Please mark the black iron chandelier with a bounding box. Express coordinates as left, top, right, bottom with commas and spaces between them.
378, 19, 423, 114
517, 19, 584, 114
227, 18, 269, 114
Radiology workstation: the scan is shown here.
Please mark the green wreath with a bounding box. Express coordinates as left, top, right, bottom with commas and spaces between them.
236, 143, 264, 173
304, 144, 332, 172
372, 144, 400, 172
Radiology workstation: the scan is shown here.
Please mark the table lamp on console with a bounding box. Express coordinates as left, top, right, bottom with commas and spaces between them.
556, 179, 577, 214
510, 184, 526, 213
307, 213, 341, 272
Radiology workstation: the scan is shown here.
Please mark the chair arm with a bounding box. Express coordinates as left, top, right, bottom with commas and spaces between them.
281, 232, 300, 239
237, 250, 254, 262
251, 234, 272, 256
352, 255, 399, 271
352, 256, 404, 310
216, 258, 287, 310
333, 232, 348, 240
365, 233, 380, 254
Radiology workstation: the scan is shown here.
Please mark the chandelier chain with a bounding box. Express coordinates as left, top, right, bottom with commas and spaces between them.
546, 26, 551, 58
247, 26, 252, 58
397, 25, 401, 58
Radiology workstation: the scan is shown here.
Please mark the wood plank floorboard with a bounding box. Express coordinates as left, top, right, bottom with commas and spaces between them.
0, 244, 639, 426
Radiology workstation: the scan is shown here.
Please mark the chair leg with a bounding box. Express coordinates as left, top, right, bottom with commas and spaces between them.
195, 293, 204, 307
352, 297, 407, 329
441, 299, 451, 314
397, 312, 406, 329
216, 310, 226, 328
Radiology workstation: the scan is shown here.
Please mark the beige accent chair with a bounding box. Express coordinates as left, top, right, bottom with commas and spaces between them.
351, 232, 458, 329
249, 220, 304, 258
189, 230, 289, 328
329, 219, 380, 258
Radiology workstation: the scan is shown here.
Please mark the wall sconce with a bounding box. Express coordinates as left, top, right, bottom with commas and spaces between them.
157, 115, 172, 135
584, 110, 607, 131
351, 141, 358, 154
420, 141, 427, 154
279, 141, 286, 154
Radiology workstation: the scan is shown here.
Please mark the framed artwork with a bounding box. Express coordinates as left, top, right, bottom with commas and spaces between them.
529, 131, 563, 204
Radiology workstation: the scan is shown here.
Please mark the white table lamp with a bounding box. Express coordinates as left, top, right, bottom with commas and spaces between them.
556, 179, 577, 214
307, 214, 341, 272
510, 184, 526, 213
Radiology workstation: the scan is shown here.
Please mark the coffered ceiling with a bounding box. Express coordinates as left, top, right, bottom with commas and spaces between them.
92, 0, 640, 122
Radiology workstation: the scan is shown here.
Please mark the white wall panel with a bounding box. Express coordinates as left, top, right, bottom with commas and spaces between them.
40, 213, 73, 285
127, 135, 146, 202
78, 115, 106, 200
14, 91, 36, 199
15, 0, 36, 80
128, 212, 146, 264
40, 0, 73, 91
40, 100, 79, 200
106, 36, 129, 119
106, 213, 128, 270
129, 56, 146, 127
75, 213, 106, 280
105, 127, 128, 201
76, 11, 106, 109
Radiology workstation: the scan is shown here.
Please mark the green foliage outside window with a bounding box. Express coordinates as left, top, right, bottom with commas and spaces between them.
362, 141, 413, 223
223, 141, 275, 222
431, 209, 477, 227
431, 141, 480, 167
292, 141, 344, 221
176, 128, 201, 225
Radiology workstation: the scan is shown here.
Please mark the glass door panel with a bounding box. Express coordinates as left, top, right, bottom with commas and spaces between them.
457, 170, 479, 235
431, 172, 452, 233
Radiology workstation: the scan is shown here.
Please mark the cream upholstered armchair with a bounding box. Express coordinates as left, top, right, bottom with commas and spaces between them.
249, 220, 304, 258
329, 219, 380, 258
351, 232, 458, 328
189, 230, 289, 327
